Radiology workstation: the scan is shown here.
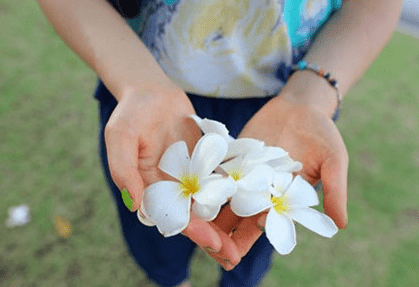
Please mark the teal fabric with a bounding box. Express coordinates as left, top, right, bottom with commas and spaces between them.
284, 0, 342, 47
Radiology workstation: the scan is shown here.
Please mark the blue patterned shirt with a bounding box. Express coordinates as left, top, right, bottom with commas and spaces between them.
115, 0, 341, 98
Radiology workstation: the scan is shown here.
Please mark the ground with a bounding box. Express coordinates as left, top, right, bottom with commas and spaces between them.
1, 1, 419, 286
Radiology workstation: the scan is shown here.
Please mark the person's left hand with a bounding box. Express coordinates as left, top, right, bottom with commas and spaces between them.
211, 93, 349, 261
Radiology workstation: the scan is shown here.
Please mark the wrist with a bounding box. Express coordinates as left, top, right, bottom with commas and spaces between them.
115, 79, 183, 103
280, 69, 339, 119
116, 82, 196, 120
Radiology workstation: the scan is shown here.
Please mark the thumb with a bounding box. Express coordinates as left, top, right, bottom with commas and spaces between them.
105, 126, 144, 212
320, 148, 349, 229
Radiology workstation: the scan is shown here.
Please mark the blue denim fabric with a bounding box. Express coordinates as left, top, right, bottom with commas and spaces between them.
95, 81, 275, 286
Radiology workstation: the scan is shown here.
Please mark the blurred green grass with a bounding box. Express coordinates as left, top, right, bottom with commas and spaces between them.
1, 1, 419, 286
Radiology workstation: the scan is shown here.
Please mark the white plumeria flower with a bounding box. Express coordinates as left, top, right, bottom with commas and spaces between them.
242, 145, 302, 173
190, 115, 234, 142
265, 154, 303, 173
190, 115, 266, 161
139, 133, 235, 237
231, 173, 338, 255
223, 145, 294, 208
191, 115, 302, 172
191, 116, 302, 199
219, 152, 274, 202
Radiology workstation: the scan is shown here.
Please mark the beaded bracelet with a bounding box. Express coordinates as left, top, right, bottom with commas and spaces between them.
290, 60, 342, 122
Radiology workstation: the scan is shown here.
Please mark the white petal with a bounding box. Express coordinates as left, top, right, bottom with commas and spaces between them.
273, 172, 293, 192
192, 201, 221, 221
271, 156, 303, 173
226, 135, 235, 142
142, 181, 190, 237
189, 114, 203, 126
137, 204, 156, 227
158, 141, 190, 180
226, 138, 265, 159
199, 118, 230, 139
193, 175, 235, 206
237, 164, 274, 193
285, 175, 319, 207
189, 133, 228, 177
230, 188, 272, 217
219, 154, 245, 174
265, 209, 297, 255
243, 146, 288, 167
289, 207, 338, 238
190, 115, 235, 142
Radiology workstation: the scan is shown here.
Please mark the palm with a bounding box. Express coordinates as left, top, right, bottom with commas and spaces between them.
212, 96, 348, 259
242, 104, 343, 185
105, 88, 241, 270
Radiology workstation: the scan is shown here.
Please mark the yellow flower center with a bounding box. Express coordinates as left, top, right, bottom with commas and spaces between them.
180, 174, 200, 198
271, 195, 290, 215
229, 169, 243, 181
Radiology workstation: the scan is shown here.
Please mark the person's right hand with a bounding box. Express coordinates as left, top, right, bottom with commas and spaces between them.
104, 86, 241, 270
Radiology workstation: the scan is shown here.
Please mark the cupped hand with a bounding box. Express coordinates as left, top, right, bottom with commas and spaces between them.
212, 93, 349, 259
104, 86, 240, 270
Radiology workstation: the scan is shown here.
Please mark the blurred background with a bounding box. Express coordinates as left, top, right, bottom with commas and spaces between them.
1, 0, 418, 286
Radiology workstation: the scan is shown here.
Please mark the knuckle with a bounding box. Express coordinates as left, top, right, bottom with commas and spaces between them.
231, 255, 241, 266
239, 247, 250, 258
104, 120, 118, 142
338, 140, 349, 165
104, 115, 137, 143
108, 165, 124, 189
343, 148, 349, 166
104, 120, 125, 141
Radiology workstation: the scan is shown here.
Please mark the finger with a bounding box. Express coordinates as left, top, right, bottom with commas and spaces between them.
183, 214, 241, 271
182, 213, 223, 253
207, 222, 242, 271
212, 204, 241, 234
208, 204, 242, 270
321, 149, 349, 229
105, 122, 144, 212
230, 212, 266, 257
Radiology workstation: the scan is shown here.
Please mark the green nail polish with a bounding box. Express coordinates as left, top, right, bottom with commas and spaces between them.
224, 259, 233, 266
121, 188, 133, 211
258, 226, 265, 233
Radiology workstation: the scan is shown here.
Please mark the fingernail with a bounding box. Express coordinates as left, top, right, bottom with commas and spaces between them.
121, 188, 133, 211
258, 226, 265, 233
205, 247, 218, 253
224, 259, 234, 266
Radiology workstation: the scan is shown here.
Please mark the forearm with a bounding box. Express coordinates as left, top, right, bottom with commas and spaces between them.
280, 0, 403, 117
36, 0, 177, 101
